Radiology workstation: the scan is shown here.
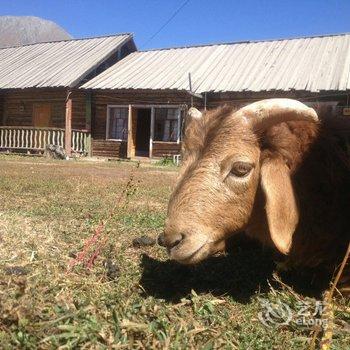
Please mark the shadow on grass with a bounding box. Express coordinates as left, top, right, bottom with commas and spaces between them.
277, 267, 332, 298
139, 234, 331, 303
139, 235, 275, 303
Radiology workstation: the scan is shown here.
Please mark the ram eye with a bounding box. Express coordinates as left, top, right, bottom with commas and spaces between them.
230, 161, 254, 177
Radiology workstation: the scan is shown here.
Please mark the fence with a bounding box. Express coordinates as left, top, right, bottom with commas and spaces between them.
0, 127, 90, 155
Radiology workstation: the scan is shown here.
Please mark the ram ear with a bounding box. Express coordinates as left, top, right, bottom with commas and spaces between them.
260, 156, 299, 254
181, 107, 205, 162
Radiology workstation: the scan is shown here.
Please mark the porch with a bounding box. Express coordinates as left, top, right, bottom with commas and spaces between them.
0, 126, 91, 155
0, 89, 92, 157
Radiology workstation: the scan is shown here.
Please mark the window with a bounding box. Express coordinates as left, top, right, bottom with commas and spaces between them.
154, 108, 181, 142
108, 107, 128, 140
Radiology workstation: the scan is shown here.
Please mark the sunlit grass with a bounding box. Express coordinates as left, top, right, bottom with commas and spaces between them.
0, 155, 348, 349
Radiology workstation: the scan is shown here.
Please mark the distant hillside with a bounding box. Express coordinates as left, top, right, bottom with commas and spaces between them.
0, 16, 72, 48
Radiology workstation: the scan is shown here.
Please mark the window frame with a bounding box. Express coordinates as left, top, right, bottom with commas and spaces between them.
153, 107, 182, 143
106, 105, 129, 141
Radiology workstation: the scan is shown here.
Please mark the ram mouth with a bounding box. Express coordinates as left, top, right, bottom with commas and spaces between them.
170, 241, 209, 264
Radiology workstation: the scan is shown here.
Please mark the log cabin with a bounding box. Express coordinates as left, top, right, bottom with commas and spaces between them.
82, 33, 350, 160
0, 34, 136, 156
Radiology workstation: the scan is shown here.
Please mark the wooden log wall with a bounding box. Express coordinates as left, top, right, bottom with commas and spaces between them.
92, 140, 127, 158
206, 91, 346, 109
152, 141, 181, 157
1, 89, 88, 130
0, 94, 4, 126
2, 89, 65, 127
71, 90, 89, 130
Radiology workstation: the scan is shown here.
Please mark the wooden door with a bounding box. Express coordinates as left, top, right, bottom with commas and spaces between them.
33, 104, 51, 127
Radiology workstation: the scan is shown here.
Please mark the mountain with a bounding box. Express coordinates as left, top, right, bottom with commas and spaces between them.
0, 16, 72, 48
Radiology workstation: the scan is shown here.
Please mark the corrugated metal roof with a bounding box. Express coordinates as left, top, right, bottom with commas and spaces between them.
0, 34, 134, 89
82, 33, 350, 93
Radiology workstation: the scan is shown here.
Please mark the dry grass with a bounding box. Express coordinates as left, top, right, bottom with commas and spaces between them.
0, 155, 348, 349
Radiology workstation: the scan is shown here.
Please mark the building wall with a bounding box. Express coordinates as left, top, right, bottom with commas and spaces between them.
1, 89, 88, 130
92, 140, 127, 158
71, 90, 90, 130
152, 141, 181, 157
1, 87, 345, 159
206, 91, 347, 115
0, 93, 4, 126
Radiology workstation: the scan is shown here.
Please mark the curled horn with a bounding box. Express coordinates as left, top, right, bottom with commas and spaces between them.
187, 107, 203, 120
181, 107, 205, 164
235, 98, 318, 130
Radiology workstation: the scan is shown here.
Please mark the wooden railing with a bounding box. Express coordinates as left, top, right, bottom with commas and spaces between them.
72, 130, 90, 154
0, 127, 91, 155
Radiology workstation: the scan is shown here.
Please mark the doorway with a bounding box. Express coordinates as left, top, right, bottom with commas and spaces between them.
135, 108, 151, 157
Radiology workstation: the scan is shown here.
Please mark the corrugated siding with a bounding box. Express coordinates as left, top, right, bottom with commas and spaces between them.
82, 34, 350, 93
0, 34, 133, 89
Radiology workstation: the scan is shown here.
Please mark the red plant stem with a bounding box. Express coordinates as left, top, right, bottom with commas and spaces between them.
67, 163, 140, 272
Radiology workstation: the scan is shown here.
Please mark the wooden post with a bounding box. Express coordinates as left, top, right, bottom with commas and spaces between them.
127, 104, 132, 158
177, 108, 181, 144
86, 133, 92, 157
65, 91, 72, 157
150, 107, 155, 158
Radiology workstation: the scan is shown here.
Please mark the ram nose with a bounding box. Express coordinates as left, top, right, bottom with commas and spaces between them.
157, 232, 184, 249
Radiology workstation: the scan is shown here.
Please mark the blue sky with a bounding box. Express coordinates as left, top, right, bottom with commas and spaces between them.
1, 0, 349, 49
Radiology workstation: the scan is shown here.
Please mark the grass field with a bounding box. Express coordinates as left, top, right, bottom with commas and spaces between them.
0, 155, 349, 349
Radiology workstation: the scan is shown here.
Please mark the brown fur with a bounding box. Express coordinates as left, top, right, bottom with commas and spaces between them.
163, 103, 350, 283
250, 119, 350, 269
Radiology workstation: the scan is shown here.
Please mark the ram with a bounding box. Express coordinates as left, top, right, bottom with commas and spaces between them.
158, 99, 350, 290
